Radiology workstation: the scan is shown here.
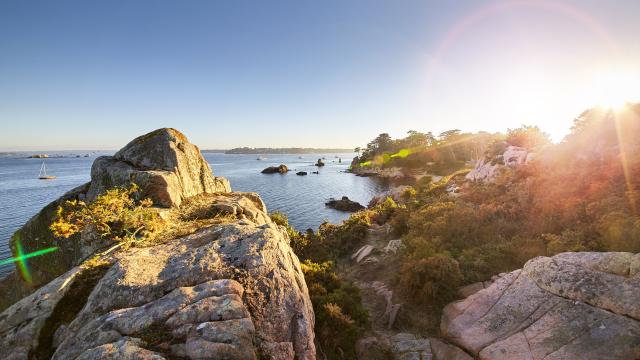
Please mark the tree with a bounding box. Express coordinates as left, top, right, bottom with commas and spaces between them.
438, 129, 462, 162
438, 129, 462, 141
405, 130, 434, 148
506, 125, 550, 149
367, 133, 393, 153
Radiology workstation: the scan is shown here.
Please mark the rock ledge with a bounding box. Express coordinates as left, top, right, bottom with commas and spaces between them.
441, 252, 640, 360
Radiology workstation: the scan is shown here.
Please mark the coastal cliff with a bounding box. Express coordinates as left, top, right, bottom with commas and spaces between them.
0, 129, 315, 359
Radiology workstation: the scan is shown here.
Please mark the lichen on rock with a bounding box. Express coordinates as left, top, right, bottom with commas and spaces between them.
441, 252, 640, 359
88, 128, 230, 207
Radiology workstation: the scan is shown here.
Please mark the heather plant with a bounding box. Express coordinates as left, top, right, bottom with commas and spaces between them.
50, 184, 163, 244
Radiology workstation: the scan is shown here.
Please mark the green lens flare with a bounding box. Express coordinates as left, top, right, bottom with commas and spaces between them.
359, 148, 412, 166
1, 237, 58, 283
15, 239, 32, 283
390, 148, 411, 158
0, 247, 59, 266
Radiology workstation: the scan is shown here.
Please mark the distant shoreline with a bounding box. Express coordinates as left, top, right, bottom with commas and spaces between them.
206, 147, 354, 155
0, 150, 113, 159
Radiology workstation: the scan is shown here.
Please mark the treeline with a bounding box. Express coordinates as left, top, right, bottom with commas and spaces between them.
352, 126, 550, 173
225, 147, 353, 154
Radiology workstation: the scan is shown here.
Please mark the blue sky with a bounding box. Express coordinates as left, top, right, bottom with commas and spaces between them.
1, 0, 639, 150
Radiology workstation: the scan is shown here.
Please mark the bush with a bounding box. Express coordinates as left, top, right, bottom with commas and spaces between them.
370, 197, 399, 224
301, 260, 368, 359
297, 212, 372, 262
542, 231, 590, 255
270, 211, 309, 252
50, 184, 162, 243
399, 254, 462, 303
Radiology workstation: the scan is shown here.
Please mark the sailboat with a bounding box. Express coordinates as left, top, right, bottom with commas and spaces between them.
38, 161, 56, 180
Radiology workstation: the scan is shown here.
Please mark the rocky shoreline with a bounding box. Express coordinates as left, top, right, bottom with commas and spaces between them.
0, 129, 315, 359
1, 128, 639, 359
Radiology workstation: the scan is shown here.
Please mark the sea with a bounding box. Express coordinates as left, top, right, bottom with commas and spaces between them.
0, 152, 387, 277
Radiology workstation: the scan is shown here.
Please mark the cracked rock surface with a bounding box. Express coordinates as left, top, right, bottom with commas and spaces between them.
0, 200, 315, 359
441, 252, 640, 360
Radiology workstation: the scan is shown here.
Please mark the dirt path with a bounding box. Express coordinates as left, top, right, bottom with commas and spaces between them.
336, 224, 471, 359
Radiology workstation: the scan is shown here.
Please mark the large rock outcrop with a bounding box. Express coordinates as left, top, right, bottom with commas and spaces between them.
87, 128, 230, 207
1, 128, 230, 310
466, 145, 533, 182
441, 252, 640, 359
0, 173, 316, 358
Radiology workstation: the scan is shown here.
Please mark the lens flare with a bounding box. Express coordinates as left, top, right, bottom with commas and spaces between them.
358, 134, 487, 167
360, 148, 413, 167
611, 109, 638, 214
0, 235, 58, 283
592, 70, 639, 111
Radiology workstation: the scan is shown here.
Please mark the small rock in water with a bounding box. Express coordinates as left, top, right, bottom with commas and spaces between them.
325, 196, 365, 212
261, 164, 289, 174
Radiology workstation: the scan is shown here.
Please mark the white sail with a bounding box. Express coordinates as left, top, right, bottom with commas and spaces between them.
39, 162, 47, 177
38, 161, 56, 179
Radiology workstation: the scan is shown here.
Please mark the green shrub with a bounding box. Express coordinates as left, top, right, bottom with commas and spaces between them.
542, 231, 590, 255
370, 197, 399, 224
270, 211, 309, 252
297, 212, 371, 262
301, 260, 368, 359
399, 254, 462, 303
50, 184, 162, 243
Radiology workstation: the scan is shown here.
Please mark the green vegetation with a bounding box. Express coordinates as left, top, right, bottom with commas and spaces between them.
351, 125, 552, 176
296, 104, 640, 341
51, 185, 238, 248
47, 104, 640, 357
383, 105, 639, 309
50, 184, 162, 243
352, 129, 501, 174
301, 260, 368, 359
270, 211, 371, 359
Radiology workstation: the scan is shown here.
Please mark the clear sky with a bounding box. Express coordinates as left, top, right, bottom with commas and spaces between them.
1, 0, 639, 150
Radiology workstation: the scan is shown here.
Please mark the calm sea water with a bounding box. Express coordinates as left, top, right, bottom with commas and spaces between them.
0, 152, 386, 276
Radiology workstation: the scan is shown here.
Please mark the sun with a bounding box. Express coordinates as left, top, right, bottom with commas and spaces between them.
591, 69, 639, 110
